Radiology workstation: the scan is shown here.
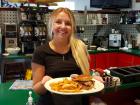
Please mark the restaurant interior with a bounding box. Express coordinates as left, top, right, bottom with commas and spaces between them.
0, 0, 140, 105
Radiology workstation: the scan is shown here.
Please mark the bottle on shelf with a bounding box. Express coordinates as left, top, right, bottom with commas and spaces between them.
102, 14, 108, 24
119, 13, 127, 24
125, 40, 128, 47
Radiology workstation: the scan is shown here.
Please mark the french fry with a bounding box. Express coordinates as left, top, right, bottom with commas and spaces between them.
49, 78, 81, 93
49, 77, 94, 93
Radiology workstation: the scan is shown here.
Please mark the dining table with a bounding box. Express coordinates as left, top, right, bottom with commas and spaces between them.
0, 82, 39, 105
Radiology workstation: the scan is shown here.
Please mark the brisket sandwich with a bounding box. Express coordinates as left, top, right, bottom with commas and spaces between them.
71, 75, 95, 90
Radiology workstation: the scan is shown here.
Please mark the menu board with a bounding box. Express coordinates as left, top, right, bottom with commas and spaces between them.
9, 80, 33, 90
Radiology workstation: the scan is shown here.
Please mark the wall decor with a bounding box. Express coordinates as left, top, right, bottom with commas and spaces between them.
136, 0, 140, 2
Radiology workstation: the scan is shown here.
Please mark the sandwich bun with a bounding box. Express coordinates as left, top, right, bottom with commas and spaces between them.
72, 75, 93, 82
71, 75, 94, 90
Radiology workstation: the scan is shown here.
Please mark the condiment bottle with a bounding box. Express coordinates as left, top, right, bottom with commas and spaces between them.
26, 91, 35, 105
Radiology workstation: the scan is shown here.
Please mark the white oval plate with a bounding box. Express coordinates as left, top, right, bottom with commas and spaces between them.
44, 77, 104, 95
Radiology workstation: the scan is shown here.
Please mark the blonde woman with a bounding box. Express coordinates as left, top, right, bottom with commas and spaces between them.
32, 7, 102, 105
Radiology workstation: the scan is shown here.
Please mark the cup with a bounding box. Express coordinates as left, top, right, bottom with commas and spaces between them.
92, 19, 96, 24
128, 44, 132, 48
111, 29, 115, 33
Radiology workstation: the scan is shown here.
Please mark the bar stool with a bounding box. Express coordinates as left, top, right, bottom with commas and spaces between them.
2, 62, 26, 82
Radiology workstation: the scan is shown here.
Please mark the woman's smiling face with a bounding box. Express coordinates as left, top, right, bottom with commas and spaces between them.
52, 11, 72, 41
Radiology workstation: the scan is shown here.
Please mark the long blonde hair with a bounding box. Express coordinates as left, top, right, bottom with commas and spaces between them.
47, 7, 90, 75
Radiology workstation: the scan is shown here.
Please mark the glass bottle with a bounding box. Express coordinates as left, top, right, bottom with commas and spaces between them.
26, 91, 35, 105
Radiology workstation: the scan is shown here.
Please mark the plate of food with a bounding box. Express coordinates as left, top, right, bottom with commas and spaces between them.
44, 75, 104, 95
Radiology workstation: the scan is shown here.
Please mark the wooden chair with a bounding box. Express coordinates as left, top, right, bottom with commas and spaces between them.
2, 62, 26, 82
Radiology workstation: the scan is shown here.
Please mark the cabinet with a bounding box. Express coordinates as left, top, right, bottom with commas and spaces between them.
89, 52, 140, 70
89, 54, 95, 70
133, 55, 140, 66
94, 52, 118, 69
117, 53, 134, 67
95, 53, 108, 69
106, 52, 118, 68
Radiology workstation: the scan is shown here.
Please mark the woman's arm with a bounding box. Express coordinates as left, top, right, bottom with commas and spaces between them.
32, 62, 52, 95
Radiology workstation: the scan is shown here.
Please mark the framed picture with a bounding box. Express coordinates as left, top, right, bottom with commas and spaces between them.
1, 0, 20, 7
0, 0, 2, 6
136, 0, 140, 2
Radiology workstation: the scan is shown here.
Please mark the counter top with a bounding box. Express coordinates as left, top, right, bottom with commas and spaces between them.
88, 48, 140, 56
1, 48, 140, 60
0, 82, 39, 105
0, 81, 140, 105
0, 54, 32, 60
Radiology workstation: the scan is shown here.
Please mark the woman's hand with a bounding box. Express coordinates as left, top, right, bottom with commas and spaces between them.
70, 74, 104, 83
41, 75, 53, 85
93, 75, 104, 83
70, 74, 79, 78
